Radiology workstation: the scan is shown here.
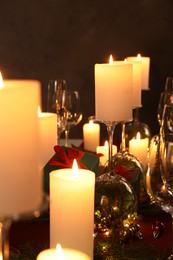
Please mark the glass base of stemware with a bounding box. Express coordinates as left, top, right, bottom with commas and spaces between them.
89, 115, 120, 126
94, 171, 138, 256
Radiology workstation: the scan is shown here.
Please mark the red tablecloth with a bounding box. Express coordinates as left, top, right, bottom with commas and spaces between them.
9, 208, 172, 259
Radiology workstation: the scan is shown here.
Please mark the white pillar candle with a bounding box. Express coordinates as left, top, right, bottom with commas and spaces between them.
83, 120, 100, 152
37, 244, 90, 260
127, 54, 150, 90
96, 141, 117, 165
125, 59, 142, 107
0, 78, 42, 215
38, 109, 57, 168
95, 58, 133, 122
129, 132, 149, 168
50, 160, 95, 259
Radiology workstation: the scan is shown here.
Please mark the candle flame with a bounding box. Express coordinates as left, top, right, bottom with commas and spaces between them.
161, 184, 166, 192
56, 244, 65, 259
89, 120, 94, 127
38, 106, 41, 116
104, 140, 108, 148
137, 54, 141, 61
124, 58, 127, 62
136, 132, 141, 140
109, 55, 114, 64
72, 159, 79, 179
0, 72, 3, 89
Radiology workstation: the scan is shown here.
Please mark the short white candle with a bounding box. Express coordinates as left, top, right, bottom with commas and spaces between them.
127, 54, 150, 90
96, 141, 117, 165
38, 108, 57, 168
95, 56, 133, 122
50, 160, 95, 259
129, 132, 149, 168
83, 120, 100, 152
0, 77, 42, 215
37, 244, 90, 260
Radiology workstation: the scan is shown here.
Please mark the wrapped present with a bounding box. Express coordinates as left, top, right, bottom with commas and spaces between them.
111, 152, 144, 203
43, 145, 99, 194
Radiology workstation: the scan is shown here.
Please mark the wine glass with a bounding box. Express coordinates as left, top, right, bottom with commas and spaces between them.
146, 134, 173, 258
157, 93, 173, 128
63, 89, 83, 147
47, 79, 68, 143
160, 103, 173, 135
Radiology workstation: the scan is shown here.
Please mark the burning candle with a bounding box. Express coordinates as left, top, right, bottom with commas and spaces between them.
37, 244, 90, 260
50, 160, 95, 259
0, 74, 42, 215
125, 58, 142, 107
127, 54, 150, 90
96, 141, 117, 165
95, 55, 133, 122
129, 132, 149, 168
38, 107, 57, 168
83, 120, 100, 152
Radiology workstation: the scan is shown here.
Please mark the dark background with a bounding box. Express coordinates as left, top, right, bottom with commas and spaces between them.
0, 0, 173, 142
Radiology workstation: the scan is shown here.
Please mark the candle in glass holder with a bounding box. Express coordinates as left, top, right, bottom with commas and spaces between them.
95, 56, 133, 122
50, 160, 95, 259
96, 141, 117, 165
37, 244, 90, 260
38, 108, 57, 168
129, 132, 149, 168
83, 120, 100, 152
127, 54, 150, 90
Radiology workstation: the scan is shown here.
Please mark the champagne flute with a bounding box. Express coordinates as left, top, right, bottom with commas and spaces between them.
157, 93, 173, 127
47, 79, 68, 143
63, 89, 83, 147
160, 103, 173, 135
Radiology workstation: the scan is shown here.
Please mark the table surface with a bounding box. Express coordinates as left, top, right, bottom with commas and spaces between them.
8, 141, 173, 259
9, 205, 172, 260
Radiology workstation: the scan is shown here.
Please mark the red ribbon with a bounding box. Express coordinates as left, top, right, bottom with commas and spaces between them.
48, 145, 88, 169
114, 164, 138, 180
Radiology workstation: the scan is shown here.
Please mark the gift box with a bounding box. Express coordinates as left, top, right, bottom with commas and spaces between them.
43, 145, 99, 194
112, 154, 143, 204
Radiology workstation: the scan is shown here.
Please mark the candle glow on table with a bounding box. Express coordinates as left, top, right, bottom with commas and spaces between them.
95, 55, 133, 121
0, 75, 42, 215
96, 141, 117, 165
83, 120, 100, 152
37, 244, 90, 260
38, 107, 57, 168
127, 54, 150, 90
50, 160, 95, 259
129, 132, 149, 168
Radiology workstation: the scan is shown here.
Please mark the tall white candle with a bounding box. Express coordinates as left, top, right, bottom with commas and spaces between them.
125, 59, 142, 107
129, 132, 149, 168
127, 54, 150, 90
37, 244, 90, 260
50, 160, 95, 259
96, 141, 117, 165
0, 79, 42, 215
95, 58, 133, 121
38, 110, 57, 168
83, 120, 100, 152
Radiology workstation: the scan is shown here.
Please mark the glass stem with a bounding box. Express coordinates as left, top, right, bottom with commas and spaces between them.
0, 217, 12, 260
106, 123, 116, 172
120, 122, 126, 152
133, 107, 140, 122
171, 215, 173, 258
65, 129, 69, 147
